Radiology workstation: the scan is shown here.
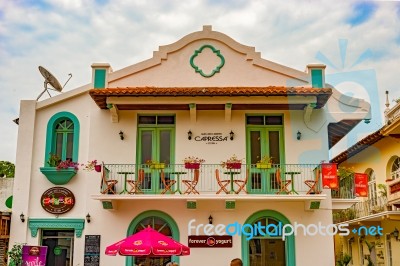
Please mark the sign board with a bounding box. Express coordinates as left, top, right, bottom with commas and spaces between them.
22, 245, 48, 266
84, 235, 101, 266
321, 163, 338, 189
40, 187, 75, 214
354, 173, 368, 197
188, 235, 232, 248
194, 133, 229, 145
389, 182, 400, 194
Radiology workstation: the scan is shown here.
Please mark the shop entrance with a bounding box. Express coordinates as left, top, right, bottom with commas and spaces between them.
41, 229, 74, 266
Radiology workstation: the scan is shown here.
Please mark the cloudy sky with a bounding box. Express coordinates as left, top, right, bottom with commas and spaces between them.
1, 0, 400, 163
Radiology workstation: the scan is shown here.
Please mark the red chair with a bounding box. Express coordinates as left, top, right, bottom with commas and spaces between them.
275, 168, 291, 194
304, 168, 321, 194
215, 169, 230, 194
182, 169, 200, 194
233, 168, 249, 194
127, 169, 144, 194
100, 162, 118, 194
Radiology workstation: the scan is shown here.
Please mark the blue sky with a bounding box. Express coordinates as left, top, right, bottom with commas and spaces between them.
1, 0, 400, 162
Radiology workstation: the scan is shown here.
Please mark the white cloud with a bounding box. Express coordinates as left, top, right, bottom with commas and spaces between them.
0, 0, 399, 162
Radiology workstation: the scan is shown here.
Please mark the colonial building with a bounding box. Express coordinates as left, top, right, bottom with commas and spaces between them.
332, 92, 400, 266
10, 26, 370, 266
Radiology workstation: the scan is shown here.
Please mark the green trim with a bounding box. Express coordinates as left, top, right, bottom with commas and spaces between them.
28, 218, 85, 238
309, 201, 321, 209
39, 167, 77, 185
311, 69, 323, 88
187, 201, 197, 209
190, 44, 225, 78
225, 200, 235, 209
94, 69, 106, 89
242, 210, 295, 266
126, 210, 180, 266
101, 201, 114, 209
44, 112, 80, 165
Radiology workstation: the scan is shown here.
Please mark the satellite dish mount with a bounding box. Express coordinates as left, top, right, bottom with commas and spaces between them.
36, 66, 72, 101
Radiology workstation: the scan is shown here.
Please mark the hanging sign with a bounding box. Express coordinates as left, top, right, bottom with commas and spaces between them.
194, 133, 229, 145
40, 187, 75, 214
22, 245, 48, 266
321, 163, 338, 189
354, 173, 368, 197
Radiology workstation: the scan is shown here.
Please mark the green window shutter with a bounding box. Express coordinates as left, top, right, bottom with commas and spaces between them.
311, 69, 323, 88
94, 69, 106, 89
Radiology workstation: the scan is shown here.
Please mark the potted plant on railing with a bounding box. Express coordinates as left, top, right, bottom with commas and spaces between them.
221, 154, 243, 170
146, 160, 165, 169
183, 156, 205, 170
256, 155, 273, 169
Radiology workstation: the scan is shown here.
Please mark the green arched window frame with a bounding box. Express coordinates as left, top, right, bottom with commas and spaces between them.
125, 210, 180, 266
242, 210, 296, 266
44, 112, 80, 165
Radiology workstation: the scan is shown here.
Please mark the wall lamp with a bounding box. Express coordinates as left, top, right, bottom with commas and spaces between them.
86, 213, 91, 223
208, 215, 213, 225
392, 227, 399, 241
20, 212, 25, 223
297, 131, 302, 140
229, 130, 234, 141
119, 130, 124, 140
188, 130, 192, 140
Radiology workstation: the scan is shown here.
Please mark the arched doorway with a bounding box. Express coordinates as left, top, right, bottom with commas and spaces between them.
126, 210, 180, 266
242, 210, 296, 266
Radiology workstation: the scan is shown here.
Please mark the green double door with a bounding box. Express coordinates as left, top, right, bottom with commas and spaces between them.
246, 127, 284, 194
137, 128, 175, 194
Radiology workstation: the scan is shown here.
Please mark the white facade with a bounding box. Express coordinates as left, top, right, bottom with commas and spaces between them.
10, 26, 370, 266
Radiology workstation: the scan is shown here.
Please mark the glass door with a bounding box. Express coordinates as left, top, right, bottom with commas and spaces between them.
41, 230, 74, 266
137, 127, 174, 194
246, 127, 283, 194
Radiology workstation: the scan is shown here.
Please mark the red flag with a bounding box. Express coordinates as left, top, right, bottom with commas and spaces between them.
354, 173, 368, 197
321, 163, 338, 189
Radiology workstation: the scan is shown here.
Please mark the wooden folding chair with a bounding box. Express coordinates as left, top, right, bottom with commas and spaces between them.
233, 168, 249, 194
275, 168, 291, 194
127, 169, 144, 194
161, 170, 176, 194
100, 162, 118, 194
182, 169, 200, 194
215, 169, 230, 194
304, 168, 321, 194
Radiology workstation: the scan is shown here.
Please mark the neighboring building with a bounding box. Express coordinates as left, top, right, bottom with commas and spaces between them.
331, 92, 400, 266
10, 26, 370, 266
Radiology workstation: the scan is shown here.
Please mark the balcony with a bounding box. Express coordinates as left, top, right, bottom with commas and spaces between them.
333, 196, 392, 223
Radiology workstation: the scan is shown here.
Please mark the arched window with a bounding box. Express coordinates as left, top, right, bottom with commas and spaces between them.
45, 112, 80, 165
127, 210, 180, 266
367, 169, 377, 207
391, 157, 400, 180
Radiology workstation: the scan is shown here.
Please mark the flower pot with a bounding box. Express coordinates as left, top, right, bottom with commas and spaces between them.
185, 162, 200, 169
94, 165, 102, 172
226, 162, 242, 169
256, 163, 272, 169
150, 163, 165, 169
40, 167, 77, 185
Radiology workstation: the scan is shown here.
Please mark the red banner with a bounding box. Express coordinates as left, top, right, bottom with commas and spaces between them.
321, 163, 338, 189
354, 173, 368, 197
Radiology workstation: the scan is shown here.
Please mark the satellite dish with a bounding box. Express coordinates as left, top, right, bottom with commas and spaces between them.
36, 66, 72, 101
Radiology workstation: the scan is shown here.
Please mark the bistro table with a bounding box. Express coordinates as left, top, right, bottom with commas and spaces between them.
117, 171, 135, 194
284, 171, 301, 195
169, 171, 187, 194
224, 171, 241, 194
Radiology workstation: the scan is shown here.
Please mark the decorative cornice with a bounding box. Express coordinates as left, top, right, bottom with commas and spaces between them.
28, 218, 85, 238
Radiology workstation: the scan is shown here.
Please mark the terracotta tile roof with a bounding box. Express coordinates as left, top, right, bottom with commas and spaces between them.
330, 129, 384, 164
89, 86, 332, 109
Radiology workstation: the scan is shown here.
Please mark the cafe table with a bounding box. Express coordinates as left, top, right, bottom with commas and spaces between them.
284, 171, 301, 195
117, 171, 135, 194
169, 171, 187, 194
223, 170, 241, 194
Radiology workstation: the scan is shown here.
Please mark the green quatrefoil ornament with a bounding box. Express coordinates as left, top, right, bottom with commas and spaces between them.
190, 45, 225, 78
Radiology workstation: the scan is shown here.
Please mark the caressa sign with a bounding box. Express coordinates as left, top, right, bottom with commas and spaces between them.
40, 187, 75, 214
194, 133, 228, 144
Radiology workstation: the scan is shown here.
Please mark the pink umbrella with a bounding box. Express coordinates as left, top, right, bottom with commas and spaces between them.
105, 226, 190, 257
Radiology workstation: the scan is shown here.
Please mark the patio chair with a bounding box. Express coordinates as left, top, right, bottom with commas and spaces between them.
182, 169, 200, 194
161, 170, 176, 194
101, 162, 118, 194
127, 169, 144, 194
275, 168, 291, 194
233, 168, 249, 194
304, 168, 321, 194
215, 169, 230, 194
